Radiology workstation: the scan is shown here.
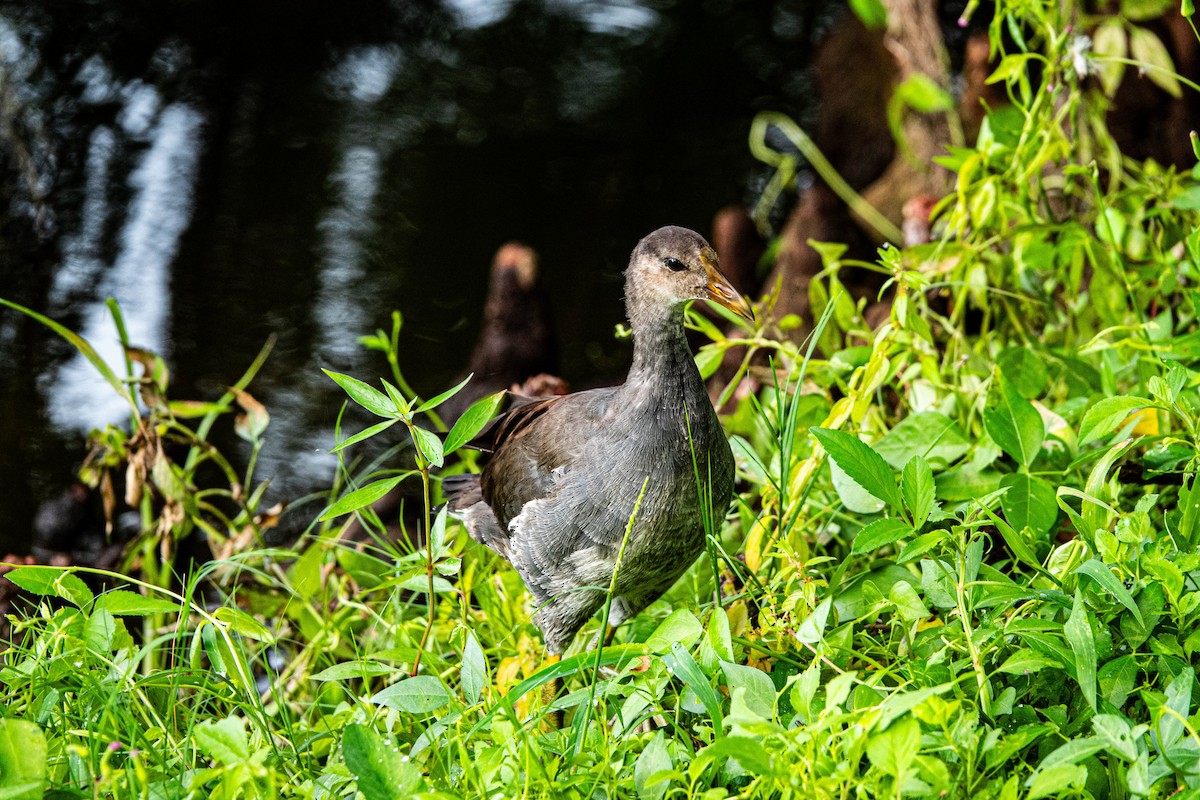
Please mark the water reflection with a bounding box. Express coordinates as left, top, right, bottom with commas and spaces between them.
48, 101, 203, 431
0, 0, 829, 551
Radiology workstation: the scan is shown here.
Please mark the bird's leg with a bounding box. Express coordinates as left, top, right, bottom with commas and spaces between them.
541, 653, 564, 730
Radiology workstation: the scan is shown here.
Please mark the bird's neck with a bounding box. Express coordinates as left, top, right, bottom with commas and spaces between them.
625, 304, 703, 399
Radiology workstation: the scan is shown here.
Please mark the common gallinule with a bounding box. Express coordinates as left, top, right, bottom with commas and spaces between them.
446, 226, 753, 712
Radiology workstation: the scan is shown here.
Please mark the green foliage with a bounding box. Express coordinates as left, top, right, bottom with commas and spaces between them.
4, 0, 1200, 797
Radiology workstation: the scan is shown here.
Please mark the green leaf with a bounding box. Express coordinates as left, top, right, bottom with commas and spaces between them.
812, 427, 902, 510
444, 391, 506, 455
1159, 666, 1193, 747
1064, 589, 1097, 710
874, 412, 971, 469
663, 642, 724, 735
319, 475, 405, 522
414, 374, 473, 414
1026, 764, 1088, 799
462, 631, 487, 705
695, 346, 724, 380
311, 661, 396, 681
997, 347, 1047, 399
322, 370, 395, 418
866, 715, 920, 778
343, 723, 420, 800
999, 473, 1059, 538
3, 567, 92, 607
983, 372, 1044, 468
645, 609, 703, 653
371, 676, 451, 714
0, 718, 46, 800
795, 597, 832, 644
93, 590, 182, 617
410, 425, 445, 468
848, 0, 886, 28
330, 418, 402, 453
194, 716, 250, 767
1120, 582, 1164, 648
721, 661, 776, 721
213, 607, 274, 642
997, 648, 1063, 674
707, 607, 734, 663
1092, 19, 1128, 96
1074, 559, 1142, 625
634, 732, 673, 800
901, 456, 935, 529
1078, 396, 1153, 445
1129, 25, 1183, 97
1092, 714, 1139, 762
851, 518, 914, 555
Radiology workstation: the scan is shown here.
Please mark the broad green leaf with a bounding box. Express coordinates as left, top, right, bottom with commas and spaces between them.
901, 456, 935, 529
410, 425, 445, 468
1064, 589, 1097, 710
645, 609, 703, 653
343, 723, 420, 800
997, 648, 1063, 674
889, 581, 930, 623
462, 631, 487, 705
721, 661, 775, 721
851, 518, 914, 555
999, 473, 1058, 538
634, 731, 673, 800
696, 735, 775, 776
1092, 19, 1127, 96
322, 370, 395, 417
812, 427, 902, 510
1120, 582, 1164, 648
371, 676, 451, 714
93, 590, 182, 617
874, 412, 971, 469
415, 374, 473, 413
1092, 714, 1139, 761
1026, 764, 1087, 799
1078, 396, 1153, 445
1129, 25, 1182, 97
983, 372, 1044, 468
194, 716, 250, 767
997, 346, 1047, 399
707, 607, 734, 663
3, 567, 91, 607
866, 715, 920, 778
312, 661, 396, 681
330, 417, 402, 453
695, 346, 724, 380
319, 475, 405, 522
1159, 666, 1194, 747
0, 718, 46, 800
444, 391, 506, 455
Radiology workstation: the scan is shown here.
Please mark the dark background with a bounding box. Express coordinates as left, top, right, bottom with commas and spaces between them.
0, 0, 842, 550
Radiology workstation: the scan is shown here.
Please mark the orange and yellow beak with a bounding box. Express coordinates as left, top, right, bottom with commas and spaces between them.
701, 252, 754, 322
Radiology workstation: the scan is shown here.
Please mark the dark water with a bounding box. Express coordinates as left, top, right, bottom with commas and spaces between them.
0, 0, 833, 551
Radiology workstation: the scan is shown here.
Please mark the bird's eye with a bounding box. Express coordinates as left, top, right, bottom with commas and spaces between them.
663, 257, 687, 272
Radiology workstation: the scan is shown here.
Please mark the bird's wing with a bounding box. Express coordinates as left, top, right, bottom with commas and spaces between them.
479, 388, 617, 527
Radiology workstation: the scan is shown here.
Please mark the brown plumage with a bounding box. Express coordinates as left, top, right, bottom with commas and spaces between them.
445, 226, 753, 656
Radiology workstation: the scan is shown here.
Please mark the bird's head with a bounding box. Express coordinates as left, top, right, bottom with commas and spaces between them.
625, 226, 754, 323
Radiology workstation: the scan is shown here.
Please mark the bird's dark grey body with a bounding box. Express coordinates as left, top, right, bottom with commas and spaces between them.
446, 227, 745, 655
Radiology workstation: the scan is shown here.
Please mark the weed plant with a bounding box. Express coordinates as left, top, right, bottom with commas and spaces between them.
4, 0, 1200, 797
